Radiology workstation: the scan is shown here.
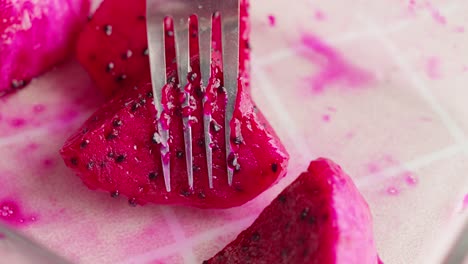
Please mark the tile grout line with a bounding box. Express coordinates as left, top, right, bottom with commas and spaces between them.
159, 207, 197, 264
255, 1, 460, 67
358, 17, 466, 145
119, 216, 256, 264
356, 142, 467, 189
252, 63, 316, 161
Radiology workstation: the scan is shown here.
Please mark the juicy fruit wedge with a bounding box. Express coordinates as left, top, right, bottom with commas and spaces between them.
205, 158, 380, 263
0, 0, 90, 97
60, 81, 288, 208
62, 0, 288, 208
76, 0, 150, 97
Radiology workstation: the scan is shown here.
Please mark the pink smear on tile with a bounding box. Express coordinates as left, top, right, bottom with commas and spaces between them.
322, 114, 331, 122
454, 26, 465, 33
425, 57, 442, 79
267, 15, 276, 27
0, 199, 37, 227
58, 108, 80, 123
42, 158, 56, 169
301, 34, 373, 93
462, 65, 468, 72
9, 118, 26, 128
404, 172, 418, 186
345, 131, 355, 140
386, 186, 400, 196
463, 194, 468, 210
314, 10, 326, 21
426, 3, 447, 25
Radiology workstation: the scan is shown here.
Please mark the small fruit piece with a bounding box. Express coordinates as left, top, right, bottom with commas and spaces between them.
205, 158, 380, 263
0, 0, 90, 97
76, 0, 149, 97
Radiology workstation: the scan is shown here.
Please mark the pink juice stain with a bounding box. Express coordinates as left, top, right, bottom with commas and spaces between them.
267, 15, 276, 27
9, 118, 26, 128
300, 34, 373, 93
462, 194, 468, 210
0, 199, 37, 227
404, 172, 418, 186
426, 3, 447, 25
425, 56, 442, 79
314, 10, 326, 21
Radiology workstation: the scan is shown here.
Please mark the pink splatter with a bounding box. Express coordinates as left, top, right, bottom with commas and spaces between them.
301, 34, 373, 93
425, 57, 442, 79
386, 186, 400, 196
404, 172, 418, 186
322, 114, 331, 122
42, 158, 55, 169
345, 131, 355, 140
32, 104, 46, 113
314, 10, 326, 21
10, 118, 26, 128
426, 3, 447, 25
463, 194, 468, 210
267, 15, 276, 27
454, 26, 465, 33
0, 199, 37, 227
462, 65, 468, 72
367, 163, 380, 173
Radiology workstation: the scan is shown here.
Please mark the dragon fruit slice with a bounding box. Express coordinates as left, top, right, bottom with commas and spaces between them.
61, 0, 289, 208
0, 0, 90, 97
205, 158, 380, 263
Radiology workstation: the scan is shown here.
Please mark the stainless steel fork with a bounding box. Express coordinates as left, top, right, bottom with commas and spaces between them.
146, 0, 240, 192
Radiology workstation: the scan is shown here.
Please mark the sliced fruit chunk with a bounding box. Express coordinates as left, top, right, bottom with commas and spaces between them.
204, 158, 380, 263
76, 0, 149, 97
0, 0, 90, 97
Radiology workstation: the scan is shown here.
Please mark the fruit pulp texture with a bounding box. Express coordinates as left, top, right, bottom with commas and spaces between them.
61, 0, 289, 208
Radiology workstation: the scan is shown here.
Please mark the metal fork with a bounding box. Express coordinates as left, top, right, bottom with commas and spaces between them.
146, 0, 240, 192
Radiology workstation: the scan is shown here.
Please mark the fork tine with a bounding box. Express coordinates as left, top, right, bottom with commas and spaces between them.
219, 1, 240, 186
146, 3, 172, 192
198, 13, 214, 188
173, 15, 194, 189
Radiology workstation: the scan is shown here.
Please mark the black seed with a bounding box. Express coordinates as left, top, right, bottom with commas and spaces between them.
110, 190, 119, 198
100, 162, 106, 168
166, 30, 174, 37
193, 165, 201, 172
87, 14, 93, 21
106, 131, 118, 140
106, 62, 114, 72
176, 151, 184, 158
195, 87, 203, 98
308, 216, 317, 225
188, 72, 197, 82
197, 138, 204, 147
251, 232, 260, 241
112, 119, 122, 127
137, 15, 145, 21
281, 248, 289, 258
108, 152, 114, 158
128, 198, 137, 207
180, 189, 191, 197
115, 155, 126, 163
245, 40, 251, 49
103, 24, 112, 36
122, 50, 133, 60
271, 163, 278, 173
116, 74, 127, 83
198, 192, 206, 199
143, 48, 149, 56
300, 208, 309, 220
232, 137, 243, 145
234, 185, 244, 192
278, 194, 287, 203
148, 172, 158, 180
131, 102, 141, 112
210, 120, 222, 132
70, 157, 78, 165
87, 162, 94, 170
241, 245, 249, 252
80, 140, 89, 149
217, 86, 226, 94
146, 91, 153, 98
11, 79, 27, 89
